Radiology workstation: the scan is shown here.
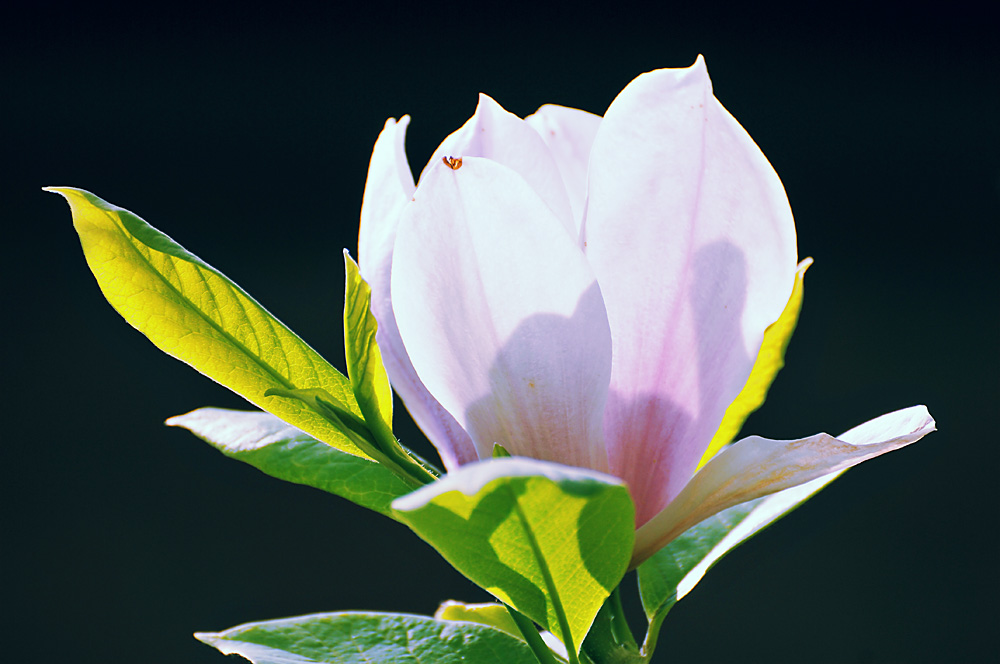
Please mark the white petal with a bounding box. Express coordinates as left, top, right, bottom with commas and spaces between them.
419, 94, 576, 237
358, 117, 478, 470
358, 117, 415, 274
525, 104, 603, 234
632, 405, 936, 565
582, 56, 798, 523
392, 157, 612, 471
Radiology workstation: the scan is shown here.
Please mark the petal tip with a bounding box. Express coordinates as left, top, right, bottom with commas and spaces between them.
383, 115, 411, 131
899, 404, 935, 431
637, 55, 712, 94
474, 92, 508, 118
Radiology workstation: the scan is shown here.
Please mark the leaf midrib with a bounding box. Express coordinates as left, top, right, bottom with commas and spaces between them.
507, 484, 579, 664
111, 207, 321, 399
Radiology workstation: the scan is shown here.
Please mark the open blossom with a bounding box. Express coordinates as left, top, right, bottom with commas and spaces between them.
359, 57, 933, 563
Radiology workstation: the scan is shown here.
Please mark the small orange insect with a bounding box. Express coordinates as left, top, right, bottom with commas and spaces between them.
442, 156, 463, 170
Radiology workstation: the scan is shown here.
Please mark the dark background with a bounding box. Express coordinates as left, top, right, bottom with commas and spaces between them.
4, 2, 997, 662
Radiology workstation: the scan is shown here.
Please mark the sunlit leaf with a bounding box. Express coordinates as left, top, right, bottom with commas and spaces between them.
196, 611, 538, 663
698, 258, 812, 468
49, 187, 371, 459
435, 600, 522, 638
343, 251, 439, 484
393, 457, 634, 657
167, 407, 413, 517
436, 600, 572, 663
343, 250, 395, 446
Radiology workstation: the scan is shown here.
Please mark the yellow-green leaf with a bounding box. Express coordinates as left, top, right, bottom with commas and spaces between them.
394, 458, 635, 659
49, 187, 369, 459
697, 258, 812, 469
342, 251, 440, 484
434, 601, 522, 639
343, 251, 395, 447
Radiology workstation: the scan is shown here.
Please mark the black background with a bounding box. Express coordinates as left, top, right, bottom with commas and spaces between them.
5, 2, 998, 662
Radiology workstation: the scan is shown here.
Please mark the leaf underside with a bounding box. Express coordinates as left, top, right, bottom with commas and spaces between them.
197, 611, 539, 663
167, 407, 413, 517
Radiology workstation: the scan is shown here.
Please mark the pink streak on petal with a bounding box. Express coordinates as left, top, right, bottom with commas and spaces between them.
582, 56, 798, 524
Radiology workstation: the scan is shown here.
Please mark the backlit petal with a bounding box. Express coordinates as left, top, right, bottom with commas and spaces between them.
525, 104, 602, 234
392, 157, 612, 471
420, 94, 576, 237
632, 405, 935, 565
582, 56, 798, 524
358, 117, 477, 470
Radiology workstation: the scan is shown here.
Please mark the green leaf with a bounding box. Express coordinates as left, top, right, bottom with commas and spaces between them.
166, 407, 413, 517
635, 469, 844, 656
637, 500, 760, 620
196, 611, 539, 663
435, 600, 569, 664
343, 250, 394, 449
48, 187, 370, 460
342, 251, 439, 485
697, 258, 812, 468
393, 458, 635, 660
435, 600, 522, 639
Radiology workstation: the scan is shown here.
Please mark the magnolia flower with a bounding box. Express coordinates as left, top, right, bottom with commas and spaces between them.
358, 57, 933, 564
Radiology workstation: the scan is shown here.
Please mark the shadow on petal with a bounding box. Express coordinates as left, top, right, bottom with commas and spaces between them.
464, 281, 612, 473
608, 240, 755, 526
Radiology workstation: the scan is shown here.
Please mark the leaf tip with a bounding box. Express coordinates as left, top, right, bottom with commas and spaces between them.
164, 410, 195, 428
42, 186, 71, 200
343, 247, 360, 273
42, 186, 111, 215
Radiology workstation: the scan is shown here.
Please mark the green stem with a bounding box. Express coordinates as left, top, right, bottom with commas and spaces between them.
639, 597, 674, 662
581, 588, 643, 664
609, 586, 638, 650
320, 404, 427, 489
505, 604, 562, 664
371, 426, 440, 485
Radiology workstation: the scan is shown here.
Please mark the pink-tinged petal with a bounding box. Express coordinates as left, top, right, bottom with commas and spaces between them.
358, 117, 477, 470
582, 56, 798, 524
392, 157, 612, 471
419, 94, 576, 237
525, 104, 602, 233
358, 117, 415, 273
631, 405, 936, 566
